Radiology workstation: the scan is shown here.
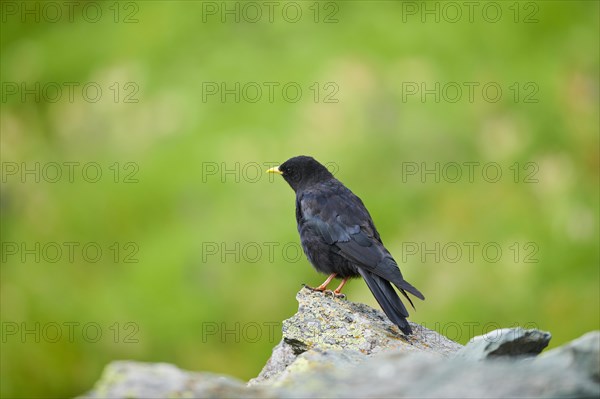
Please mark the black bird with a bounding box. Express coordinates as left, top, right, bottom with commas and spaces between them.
267, 155, 424, 335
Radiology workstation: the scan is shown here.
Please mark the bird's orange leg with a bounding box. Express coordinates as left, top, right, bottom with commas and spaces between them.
305, 273, 337, 292
333, 278, 348, 296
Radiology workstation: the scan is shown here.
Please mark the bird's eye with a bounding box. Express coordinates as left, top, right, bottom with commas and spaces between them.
288, 168, 301, 183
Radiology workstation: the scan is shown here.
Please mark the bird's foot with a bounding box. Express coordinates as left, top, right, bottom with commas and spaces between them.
307, 288, 346, 299
332, 278, 348, 299
302, 284, 326, 293
333, 291, 346, 299
302, 285, 343, 299
302, 274, 337, 293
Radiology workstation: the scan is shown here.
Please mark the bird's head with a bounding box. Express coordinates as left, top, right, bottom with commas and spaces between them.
267, 155, 334, 192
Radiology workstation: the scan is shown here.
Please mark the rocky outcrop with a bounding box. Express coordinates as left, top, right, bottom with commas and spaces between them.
249, 289, 462, 385
81, 287, 600, 398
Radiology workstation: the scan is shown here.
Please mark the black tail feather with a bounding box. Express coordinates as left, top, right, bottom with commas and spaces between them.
358, 269, 413, 335
395, 278, 425, 301
376, 258, 425, 301
399, 288, 416, 310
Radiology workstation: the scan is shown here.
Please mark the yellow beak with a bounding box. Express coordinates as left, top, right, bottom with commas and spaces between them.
266, 166, 283, 175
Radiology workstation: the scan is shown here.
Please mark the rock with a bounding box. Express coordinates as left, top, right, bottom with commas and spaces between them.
272, 332, 598, 398
535, 331, 600, 382
286, 288, 463, 355
271, 348, 366, 389
81, 287, 600, 398
456, 327, 552, 360
80, 361, 275, 399
321, 345, 599, 399
247, 340, 298, 385
249, 288, 462, 384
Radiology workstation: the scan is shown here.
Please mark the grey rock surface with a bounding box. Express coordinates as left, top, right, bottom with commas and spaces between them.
456, 327, 552, 360
250, 288, 462, 384
277, 339, 599, 398
284, 288, 463, 355
81, 288, 600, 399
535, 330, 600, 382
81, 361, 275, 399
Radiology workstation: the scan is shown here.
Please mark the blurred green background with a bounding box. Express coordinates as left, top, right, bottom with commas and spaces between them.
1, 1, 598, 397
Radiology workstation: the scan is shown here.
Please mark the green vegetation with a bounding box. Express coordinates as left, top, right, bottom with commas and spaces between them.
1, 1, 598, 398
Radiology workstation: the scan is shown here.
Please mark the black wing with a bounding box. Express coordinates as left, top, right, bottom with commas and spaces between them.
298, 182, 425, 302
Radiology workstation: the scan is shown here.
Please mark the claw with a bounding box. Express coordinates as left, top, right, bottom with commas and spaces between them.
303, 284, 325, 292
331, 278, 349, 299
303, 273, 337, 293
